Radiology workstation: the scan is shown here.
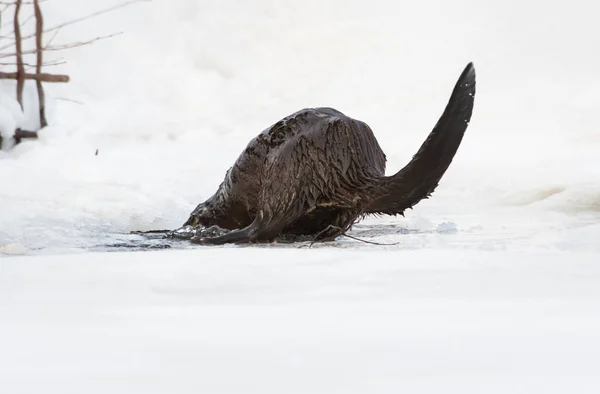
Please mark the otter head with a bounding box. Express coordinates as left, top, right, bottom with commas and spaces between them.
183, 201, 213, 228
184, 160, 259, 231
183, 171, 235, 229
183, 174, 251, 231
183, 192, 233, 228
185, 197, 253, 230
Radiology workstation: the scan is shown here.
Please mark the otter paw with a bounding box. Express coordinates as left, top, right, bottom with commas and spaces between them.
190, 236, 209, 245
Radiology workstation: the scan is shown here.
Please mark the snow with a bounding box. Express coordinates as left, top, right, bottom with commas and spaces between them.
2, 249, 600, 393
0, 92, 22, 141
1, 0, 600, 392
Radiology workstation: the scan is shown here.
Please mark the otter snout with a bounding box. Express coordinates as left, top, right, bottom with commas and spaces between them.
184, 203, 208, 227
183, 215, 200, 227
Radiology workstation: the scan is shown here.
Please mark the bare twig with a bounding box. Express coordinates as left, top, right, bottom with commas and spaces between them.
0, 71, 69, 81
1, 0, 148, 48
41, 58, 65, 66
45, 31, 122, 50
1, 0, 148, 149
0, 59, 66, 67
0, 13, 35, 40
0, 31, 122, 58
338, 232, 399, 246
42, 0, 149, 33
1, 3, 11, 16
13, 0, 24, 109
54, 96, 84, 105
43, 25, 58, 46
34, 0, 47, 127
0, 0, 148, 52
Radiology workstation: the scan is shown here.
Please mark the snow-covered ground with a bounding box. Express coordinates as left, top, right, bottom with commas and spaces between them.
3, 249, 600, 394
1, 0, 600, 392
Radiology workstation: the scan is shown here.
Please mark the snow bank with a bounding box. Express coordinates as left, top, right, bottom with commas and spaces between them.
2, 248, 600, 393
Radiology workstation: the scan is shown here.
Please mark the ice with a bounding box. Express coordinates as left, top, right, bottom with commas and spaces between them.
1, 0, 600, 392
2, 249, 600, 394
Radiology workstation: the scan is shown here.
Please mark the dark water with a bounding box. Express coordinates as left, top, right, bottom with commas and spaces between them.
96, 223, 456, 252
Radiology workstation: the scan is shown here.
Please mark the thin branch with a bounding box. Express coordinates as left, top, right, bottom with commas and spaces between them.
0, 58, 66, 67
0, 0, 148, 52
0, 31, 122, 58
1, 4, 11, 16
42, 58, 66, 66
13, 0, 24, 109
309, 224, 399, 247
44, 31, 122, 50
338, 232, 400, 246
43, 24, 58, 46
34, 0, 46, 127
54, 96, 84, 105
2, 0, 148, 45
44, 0, 149, 33
0, 13, 35, 40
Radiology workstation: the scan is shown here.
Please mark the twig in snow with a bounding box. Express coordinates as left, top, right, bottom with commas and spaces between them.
54, 96, 84, 105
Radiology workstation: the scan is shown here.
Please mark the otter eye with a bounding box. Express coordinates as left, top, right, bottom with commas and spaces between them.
191, 204, 206, 217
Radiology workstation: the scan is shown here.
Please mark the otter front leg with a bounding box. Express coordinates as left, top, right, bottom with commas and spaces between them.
173, 225, 230, 240
191, 142, 317, 245
190, 208, 293, 245
191, 176, 309, 245
191, 225, 254, 245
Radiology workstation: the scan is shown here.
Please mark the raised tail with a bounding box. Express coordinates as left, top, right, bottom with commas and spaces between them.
367, 62, 476, 216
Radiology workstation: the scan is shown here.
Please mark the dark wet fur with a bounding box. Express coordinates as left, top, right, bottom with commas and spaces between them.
183, 63, 476, 245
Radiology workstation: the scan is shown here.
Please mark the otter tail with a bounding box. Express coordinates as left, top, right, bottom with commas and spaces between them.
367, 62, 476, 216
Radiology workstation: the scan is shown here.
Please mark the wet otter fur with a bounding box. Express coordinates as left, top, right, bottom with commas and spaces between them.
185, 62, 476, 245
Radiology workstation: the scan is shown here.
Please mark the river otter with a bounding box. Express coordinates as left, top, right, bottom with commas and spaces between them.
184, 62, 476, 245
